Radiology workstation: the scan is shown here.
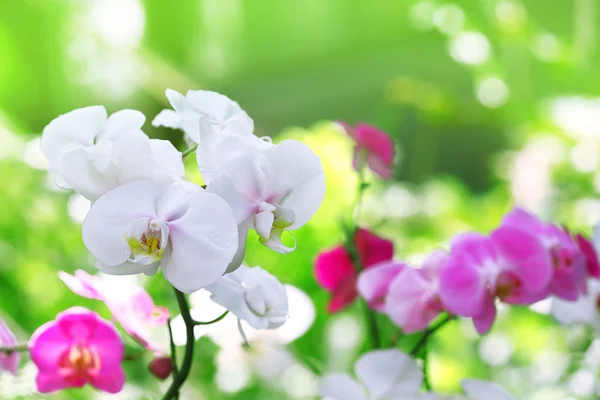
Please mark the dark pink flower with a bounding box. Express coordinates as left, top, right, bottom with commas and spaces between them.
357, 260, 406, 312
384, 250, 448, 333
338, 122, 395, 179
0, 318, 20, 375
29, 307, 125, 394
315, 229, 394, 313
439, 227, 553, 334
502, 208, 587, 301
149, 356, 173, 380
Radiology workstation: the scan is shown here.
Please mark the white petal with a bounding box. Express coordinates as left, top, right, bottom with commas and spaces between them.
262, 140, 325, 229
162, 192, 239, 293
461, 379, 516, 400
102, 109, 146, 141
110, 131, 156, 182
255, 211, 274, 240
355, 349, 423, 398
54, 147, 115, 200
152, 109, 182, 129
149, 139, 185, 180
156, 181, 202, 222
82, 181, 160, 267
166, 89, 194, 115
320, 374, 368, 400
225, 218, 251, 274
551, 295, 597, 326
185, 90, 249, 127
95, 259, 157, 276
207, 175, 256, 223
41, 106, 107, 164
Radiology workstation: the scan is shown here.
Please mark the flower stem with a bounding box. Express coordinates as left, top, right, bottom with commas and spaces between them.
162, 289, 195, 400
194, 311, 228, 326
167, 318, 179, 377
0, 343, 28, 353
181, 144, 198, 159
410, 314, 452, 356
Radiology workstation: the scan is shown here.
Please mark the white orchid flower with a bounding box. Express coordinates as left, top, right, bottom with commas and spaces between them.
170, 283, 315, 394
152, 89, 253, 144
205, 265, 288, 330
205, 134, 325, 262
82, 180, 239, 293
41, 106, 184, 201
320, 349, 423, 400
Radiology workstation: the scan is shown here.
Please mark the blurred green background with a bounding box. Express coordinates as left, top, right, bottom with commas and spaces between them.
2, 0, 600, 399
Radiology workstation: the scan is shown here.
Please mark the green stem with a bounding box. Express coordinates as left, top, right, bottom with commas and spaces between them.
167, 318, 179, 377
181, 144, 198, 158
364, 301, 381, 349
410, 315, 452, 356
194, 311, 228, 326
0, 343, 28, 353
162, 289, 195, 400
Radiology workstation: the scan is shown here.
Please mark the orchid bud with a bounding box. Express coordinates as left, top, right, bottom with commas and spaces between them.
149, 356, 173, 380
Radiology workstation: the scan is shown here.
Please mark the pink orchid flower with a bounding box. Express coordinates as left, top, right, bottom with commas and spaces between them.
315, 228, 394, 313
29, 307, 125, 394
357, 260, 406, 312
384, 250, 448, 333
0, 318, 20, 375
439, 227, 552, 334
502, 208, 587, 300
59, 270, 169, 352
337, 122, 395, 179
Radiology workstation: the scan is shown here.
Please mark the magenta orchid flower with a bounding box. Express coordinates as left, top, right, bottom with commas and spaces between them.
357, 260, 406, 312
501, 207, 587, 300
59, 270, 169, 353
0, 318, 20, 375
337, 122, 395, 179
384, 250, 448, 333
29, 307, 125, 394
315, 228, 393, 313
439, 227, 552, 334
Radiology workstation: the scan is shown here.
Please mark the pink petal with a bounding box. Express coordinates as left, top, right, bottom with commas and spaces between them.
327, 276, 358, 313
91, 367, 126, 394
576, 234, 600, 278
491, 226, 553, 294
87, 317, 124, 373
366, 153, 393, 180
549, 262, 587, 301
501, 207, 547, 233
58, 270, 104, 300
357, 261, 406, 312
29, 321, 71, 372
355, 228, 394, 267
439, 250, 487, 317
472, 293, 497, 335
0, 318, 19, 375
315, 246, 356, 292
353, 124, 395, 164
385, 268, 443, 333
36, 372, 79, 393
57, 307, 99, 341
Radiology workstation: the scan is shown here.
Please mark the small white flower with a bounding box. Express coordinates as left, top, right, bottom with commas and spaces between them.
320, 349, 423, 400
205, 265, 288, 330
41, 106, 184, 201
82, 180, 239, 292
551, 278, 600, 332
152, 89, 253, 144
206, 135, 325, 262
460, 379, 515, 400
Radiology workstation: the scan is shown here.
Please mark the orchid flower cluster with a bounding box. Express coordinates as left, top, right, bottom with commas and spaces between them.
314, 124, 600, 399
0, 89, 326, 398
